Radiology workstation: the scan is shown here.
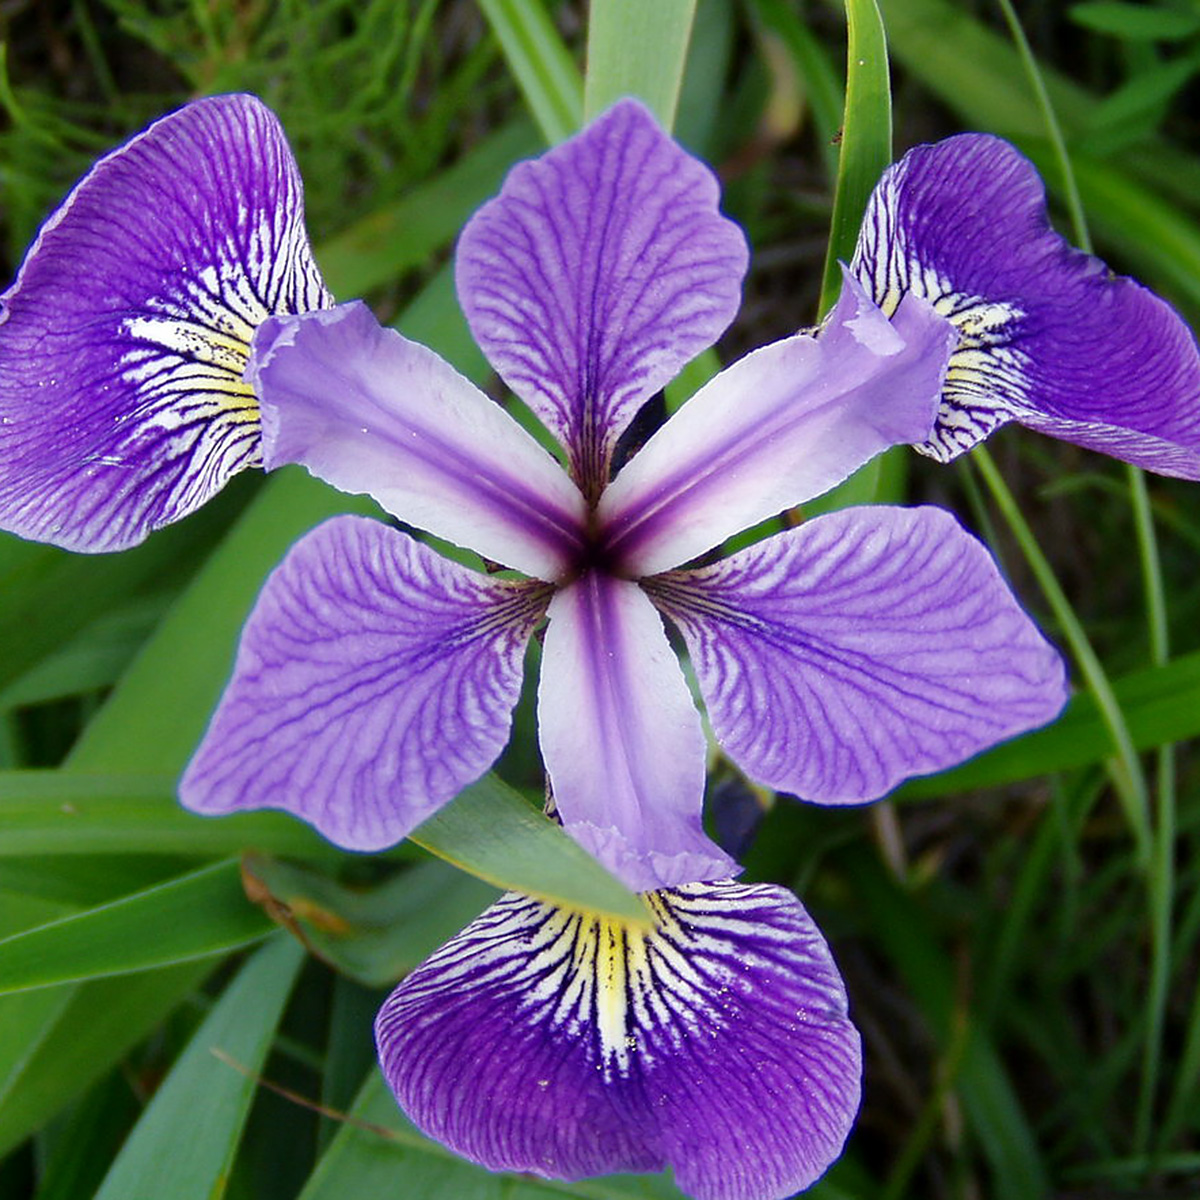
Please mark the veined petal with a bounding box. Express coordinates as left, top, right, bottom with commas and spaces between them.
0, 94, 330, 551
646, 507, 1067, 804
853, 133, 1200, 474
599, 276, 957, 576
251, 302, 588, 582
456, 99, 749, 496
180, 515, 549, 850
377, 880, 860, 1200
538, 572, 734, 892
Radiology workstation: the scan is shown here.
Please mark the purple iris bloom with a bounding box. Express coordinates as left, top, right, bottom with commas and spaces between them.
0, 94, 328, 552
180, 100, 1067, 891
376, 879, 860, 1200
852, 134, 1200, 473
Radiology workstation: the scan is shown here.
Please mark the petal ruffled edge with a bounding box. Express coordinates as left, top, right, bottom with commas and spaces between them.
456, 98, 749, 497
377, 880, 861, 1200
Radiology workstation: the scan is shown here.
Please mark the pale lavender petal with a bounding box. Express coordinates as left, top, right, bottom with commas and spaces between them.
598, 275, 957, 576
180, 515, 548, 850
646, 507, 1067, 804
250, 302, 589, 582
456, 99, 749, 496
377, 880, 860, 1200
0, 94, 330, 551
853, 133, 1200, 474
538, 572, 734, 892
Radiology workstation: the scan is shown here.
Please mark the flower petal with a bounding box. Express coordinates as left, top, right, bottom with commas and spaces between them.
852, 133, 1200, 474
538, 572, 734, 891
646, 507, 1068, 804
0, 94, 329, 551
250, 302, 589, 581
599, 275, 957, 575
180, 515, 549, 850
456, 99, 749, 496
377, 880, 861, 1200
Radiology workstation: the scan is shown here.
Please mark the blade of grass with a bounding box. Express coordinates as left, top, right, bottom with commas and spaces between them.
0, 859, 273, 994
479, 0, 582, 144
92, 936, 304, 1200
817, 0, 891, 318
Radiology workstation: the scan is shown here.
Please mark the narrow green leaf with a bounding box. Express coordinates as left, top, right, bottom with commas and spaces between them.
583, 0, 697, 129
479, 0, 583, 143
315, 120, 541, 296
0, 961, 213, 1158
0, 770, 347, 859
818, 0, 891, 317
0, 859, 273, 994
411, 776, 650, 924
93, 937, 304, 1200
1070, 2, 1200, 40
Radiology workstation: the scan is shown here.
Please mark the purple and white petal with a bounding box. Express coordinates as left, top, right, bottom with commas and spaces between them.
180, 515, 548, 850
538, 572, 734, 892
598, 276, 956, 576
250, 302, 589, 581
853, 133, 1200, 473
646, 507, 1068, 804
0, 94, 329, 551
456, 99, 749, 497
377, 880, 860, 1200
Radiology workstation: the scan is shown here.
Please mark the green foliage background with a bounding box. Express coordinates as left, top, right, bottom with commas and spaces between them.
1, 1, 1199, 1197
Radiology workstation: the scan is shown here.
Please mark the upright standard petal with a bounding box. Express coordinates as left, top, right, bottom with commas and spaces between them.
853, 133, 1200, 474
251, 302, 589, 581
646, 507, 1067, 804
599, 277, 956, 576
0, 94, 330, 551
181, 516, 549, 850
377, 881, 861, 1200
456, 99, 749, 496
538, 572, 734, 891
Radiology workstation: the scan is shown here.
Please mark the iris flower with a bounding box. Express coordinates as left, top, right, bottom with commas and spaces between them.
376, 879, 860, 1200
0, 94, 328, 551
851, 134, 1200, 473
179, 100, 1066, 890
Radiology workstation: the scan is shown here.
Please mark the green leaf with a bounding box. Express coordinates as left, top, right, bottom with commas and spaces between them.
0, 859, 273, 994
0, 961, 214, 1158
315, 120, 541, 297
0, 770, 349, 859
93, 936, 304, 1200
818, 0, 891, 317
1070, 2, 1200, 40
411, 776, 650, 924
583, 0, 697, 129
242, 854, 497, 986
479, 0, 582, 144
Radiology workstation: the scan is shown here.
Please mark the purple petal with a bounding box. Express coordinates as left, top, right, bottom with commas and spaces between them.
250, 302, 589, 582
853, 133, 1200, 474
598, 276, 957, 576
646, 507, 1068, 804
538, 572, 734, 892
377, 880, 861, 1200
0, 94, 330, 551
456, 99, 749, 497
180, 515, 548, 850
